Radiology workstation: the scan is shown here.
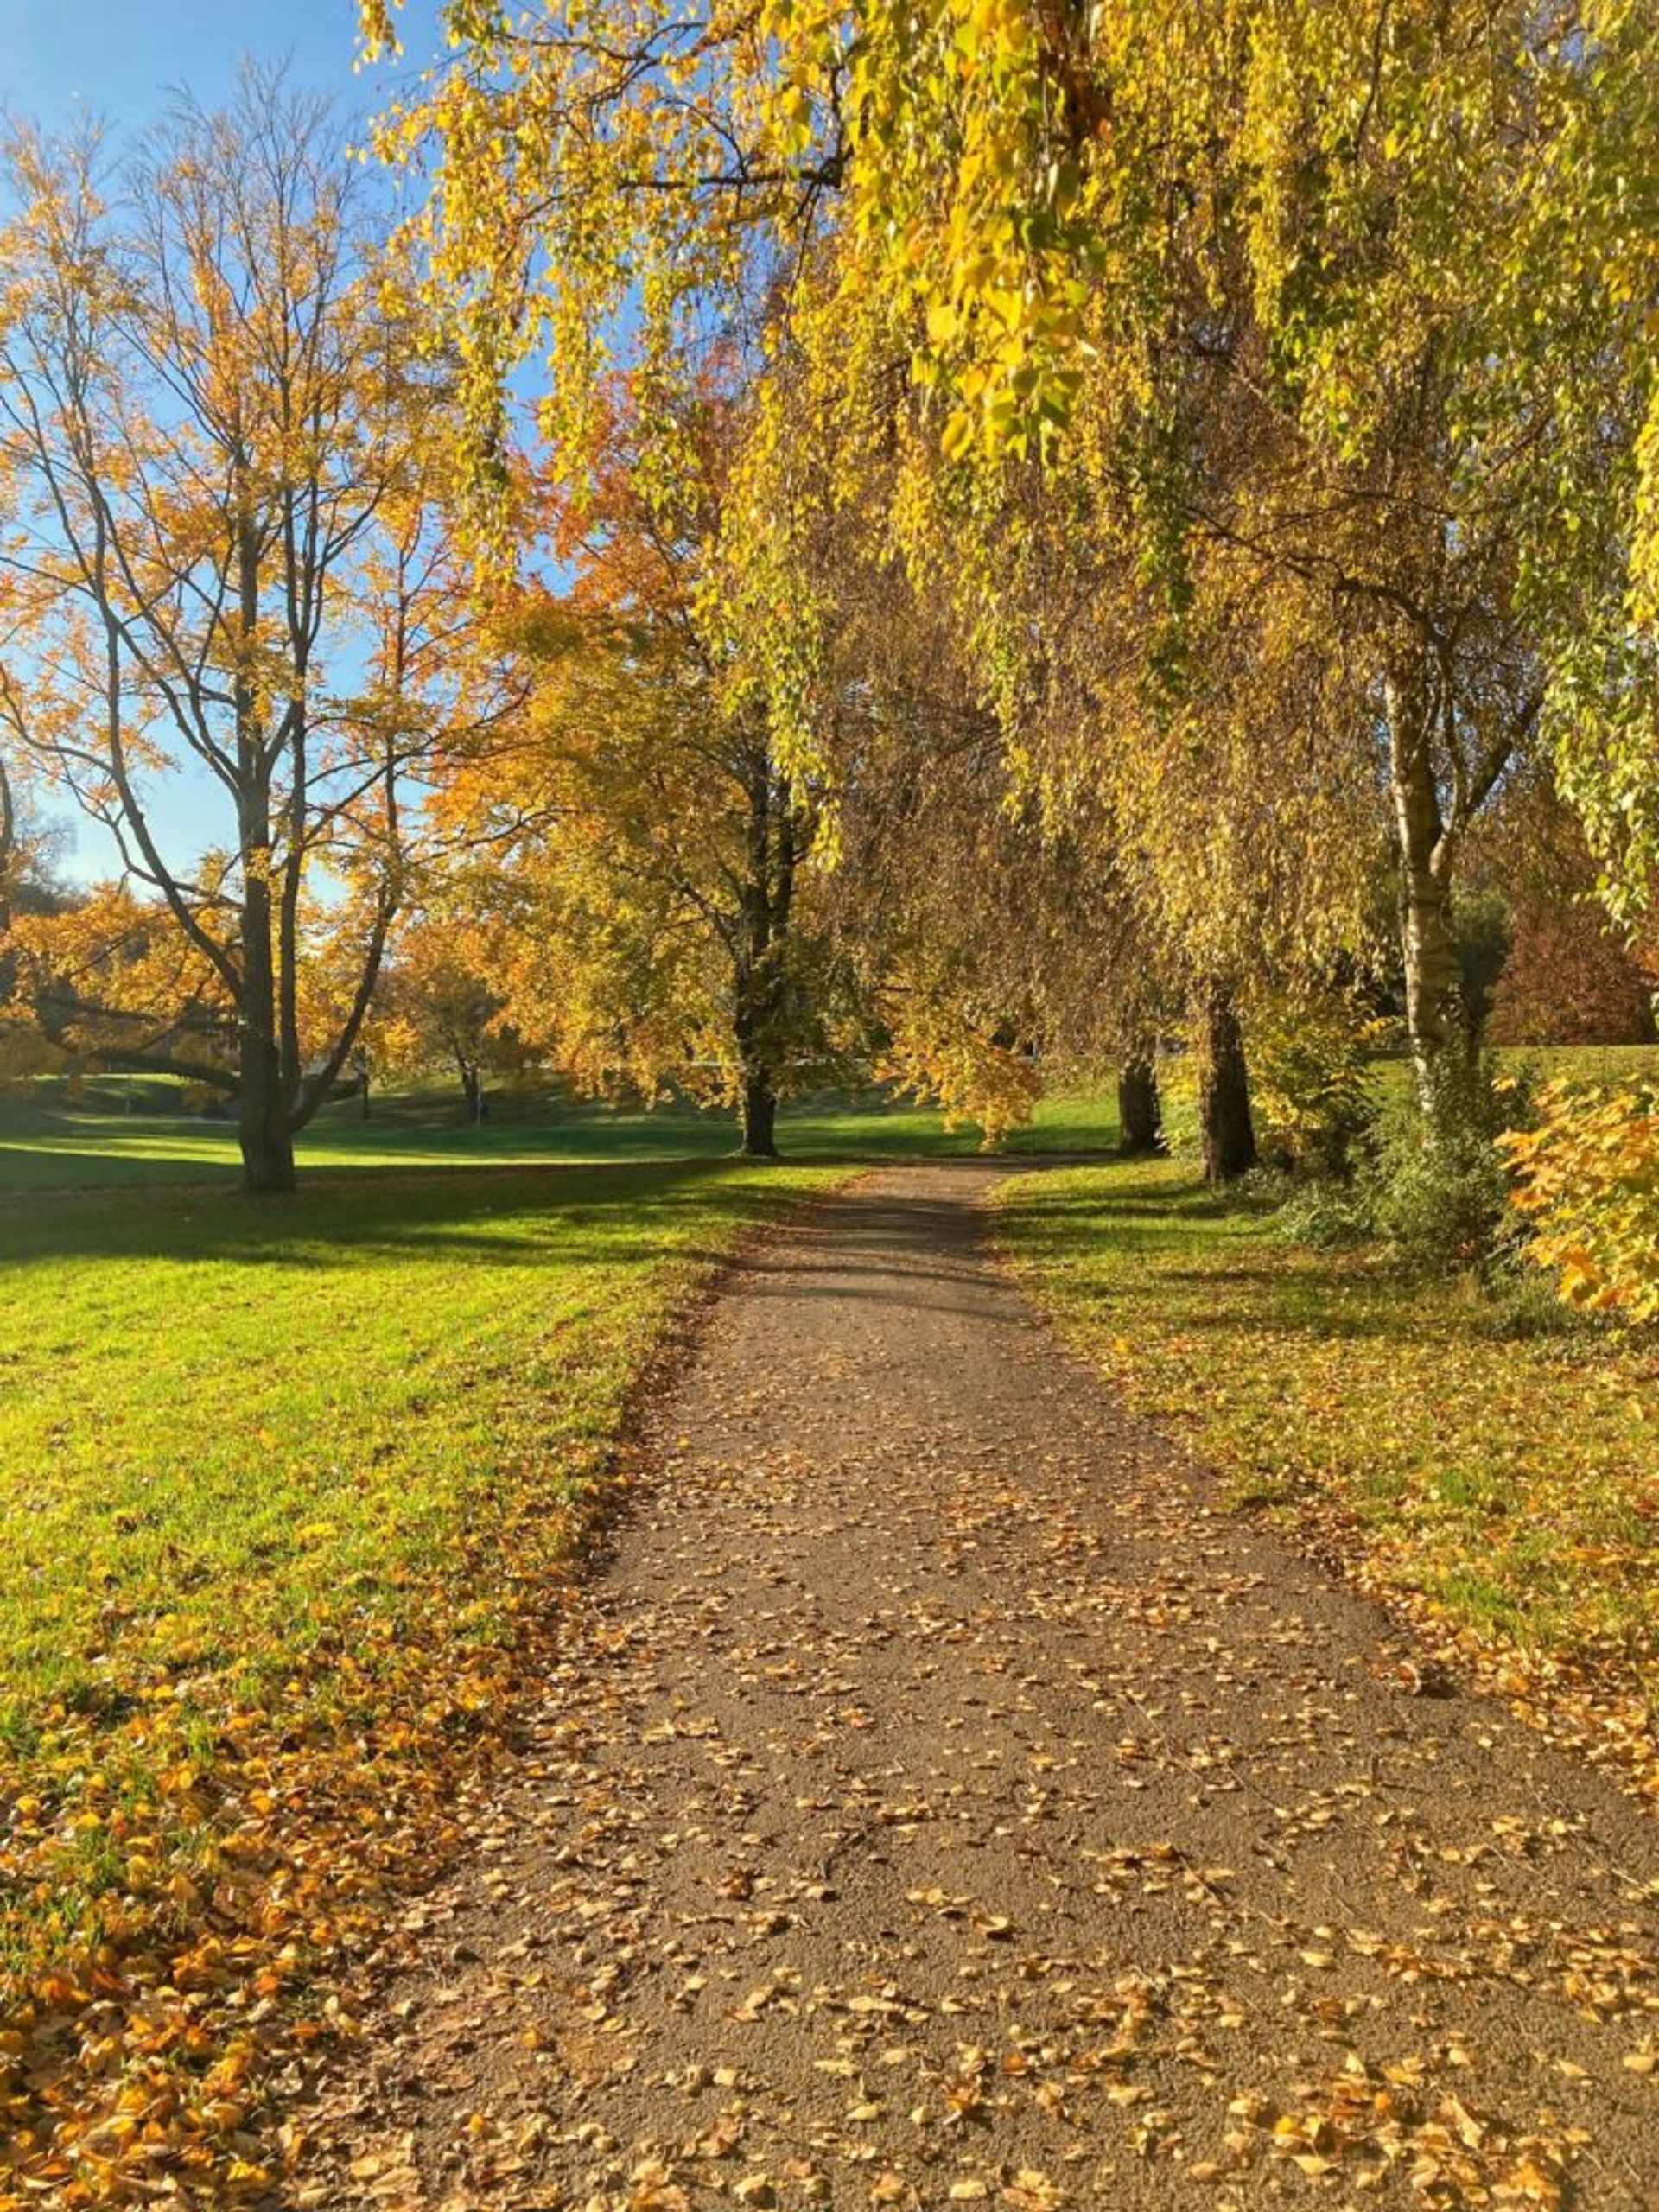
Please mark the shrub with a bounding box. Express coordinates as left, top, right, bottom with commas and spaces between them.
1501, 1078, 1659, 1320
1249, 989, 1381, 1179
1361, 1045, 1533, 1273
1272, 1175, 1376, 1249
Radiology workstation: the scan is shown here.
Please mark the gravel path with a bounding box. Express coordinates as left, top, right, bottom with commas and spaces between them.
314, 1163, 1659, 2211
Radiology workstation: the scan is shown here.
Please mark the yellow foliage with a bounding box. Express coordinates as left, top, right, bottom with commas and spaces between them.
1502, 1080, 1659, 1322
879, 963, 1040, 1148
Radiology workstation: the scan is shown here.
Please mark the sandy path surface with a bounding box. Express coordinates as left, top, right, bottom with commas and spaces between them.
311, 1163, 1659, 2211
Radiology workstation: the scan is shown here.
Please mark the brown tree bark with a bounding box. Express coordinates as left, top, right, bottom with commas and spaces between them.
1386, 662, 1465, 1109
233, 511, 297, 1197
729, 732, 797, 1161
1116, 1058, 1163, 1154
0, 751, 15, 938
237, 1037, 297, 1192
739, 1076, 779, 1158
1198, 986, 1256, 1184
458, 1059, 488, 1124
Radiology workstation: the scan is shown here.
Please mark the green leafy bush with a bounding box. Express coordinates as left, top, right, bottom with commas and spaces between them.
1270, 1042, 1536, 1271
1363, 1045, 1533, 1272
1249, 989, 1381, 1179
1272, 1175, 1376, 1249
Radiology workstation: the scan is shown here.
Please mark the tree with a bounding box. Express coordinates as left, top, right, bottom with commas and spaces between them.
0, 737, 69, 1077
10, 882, 237, 1092
0, 744, 16, 934
368, 0, 1656, 1154
1499, 0, 1659, 924
1116, 1060, 1163, 1156
855, 0, 1560, 1112
1476, 776, 1657, 1048
0, 72, 485, 1190
441, 388, 845, 1156
0, 741, 51, 942
1491, 906, 1656, 1049
372, 915, 528, 1121
721, 344, 1192, 1152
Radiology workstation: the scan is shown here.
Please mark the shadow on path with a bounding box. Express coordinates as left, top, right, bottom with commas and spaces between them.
304, 1160, 1659, 2212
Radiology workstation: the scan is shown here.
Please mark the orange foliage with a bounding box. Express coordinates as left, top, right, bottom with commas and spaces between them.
1503, 1081, 1659, 1320
11, 887, 237, 1090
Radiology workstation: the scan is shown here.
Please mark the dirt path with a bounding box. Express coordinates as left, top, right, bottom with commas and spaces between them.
313, 1164, 1659, 2211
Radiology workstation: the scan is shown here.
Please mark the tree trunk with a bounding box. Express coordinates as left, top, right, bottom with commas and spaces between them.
233, 503, 294, 1196
460, 1061, 484, 1124
236, 814, 293, 1192
1117, 1058, 1163, 1155
1198, 987, 1256, 1184
0, 753, 14, 941
1386, 664, 1465, 1109
740, 1073, 779, 1158
238, 1033, 296, 1192
729, 732, 796, 1164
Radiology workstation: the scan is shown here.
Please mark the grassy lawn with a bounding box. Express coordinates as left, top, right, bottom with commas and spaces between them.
0, 1150, 856, 2197
1001, 1150, 1659, 1796
7, 1048, 1656, 2191
0, 1079, 1120, 1192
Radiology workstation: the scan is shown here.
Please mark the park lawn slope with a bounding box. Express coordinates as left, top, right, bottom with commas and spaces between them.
1000, 1156, 1659, 1797
0, 1157, 843, 2204
0, 1082, 1122, 1193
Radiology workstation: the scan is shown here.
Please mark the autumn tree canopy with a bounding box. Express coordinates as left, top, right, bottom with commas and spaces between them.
4, 10, 1643, 1171
436, 382, 858, 1156
353, 0, 1656, 1163
0, 69, 503, 1188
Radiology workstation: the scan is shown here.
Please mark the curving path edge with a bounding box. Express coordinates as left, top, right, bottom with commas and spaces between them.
306, 1163, 1659, 2212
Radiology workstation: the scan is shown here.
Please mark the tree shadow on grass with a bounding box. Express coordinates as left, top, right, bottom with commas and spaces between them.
0, 1146, 1108, 1275
1001, 1164, 1424, 1344
0, 1156, 810, 1274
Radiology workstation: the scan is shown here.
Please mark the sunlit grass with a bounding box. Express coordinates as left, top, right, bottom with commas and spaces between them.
0, 1079, 1120, 2064
0, 1155, 855, 2048
1, 1161, 839, 1732
1001, 1154, 1659, 1717
0, 1078, 1122, 1190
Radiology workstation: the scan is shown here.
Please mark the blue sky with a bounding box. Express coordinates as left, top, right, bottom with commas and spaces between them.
3, 1, 450, 880
2, 2, 436, 127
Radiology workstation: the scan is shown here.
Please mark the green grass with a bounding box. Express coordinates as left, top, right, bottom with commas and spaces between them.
1001, 1152, 1659, 1783
5, 1045, 1642, 1194
0, 1077, 1121, 1191
0, 1147, 866, 2183
0, 1078, 1118, 1757
0, 1159, 845, 1736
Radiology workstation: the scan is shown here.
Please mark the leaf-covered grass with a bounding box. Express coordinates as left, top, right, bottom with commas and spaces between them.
1000, 1154, 1659, 1792
0, 1155, 845, 2196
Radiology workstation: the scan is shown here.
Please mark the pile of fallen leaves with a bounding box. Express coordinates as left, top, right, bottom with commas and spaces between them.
0, 1434, 626, 2208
